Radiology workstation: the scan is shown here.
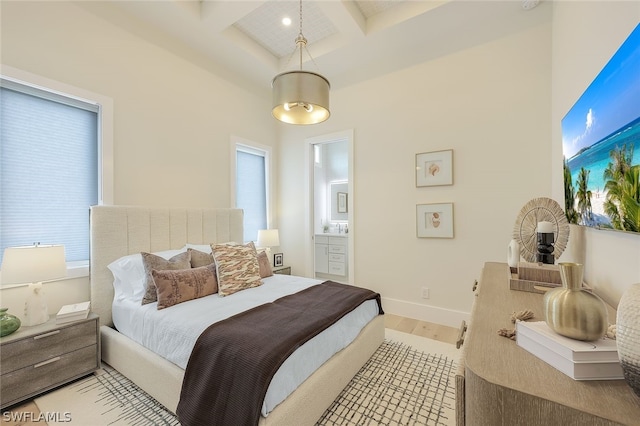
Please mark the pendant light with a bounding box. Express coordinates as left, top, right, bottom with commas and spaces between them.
272, 0, 330, 125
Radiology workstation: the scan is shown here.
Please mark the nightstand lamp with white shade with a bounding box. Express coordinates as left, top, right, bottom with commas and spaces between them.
1, 244, 66, 326
256, 229, 280, 266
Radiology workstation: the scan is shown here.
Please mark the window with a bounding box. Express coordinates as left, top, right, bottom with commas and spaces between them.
0, 77, 102, 265
231, 138, 271, 243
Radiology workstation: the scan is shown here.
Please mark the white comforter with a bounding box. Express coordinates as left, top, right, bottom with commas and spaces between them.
112, 274, 379, 416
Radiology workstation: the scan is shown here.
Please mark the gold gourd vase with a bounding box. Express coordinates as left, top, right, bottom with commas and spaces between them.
543, 262, 608, 341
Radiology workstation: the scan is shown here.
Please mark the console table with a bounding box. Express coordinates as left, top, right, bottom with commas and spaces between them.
456, 262, 640, 425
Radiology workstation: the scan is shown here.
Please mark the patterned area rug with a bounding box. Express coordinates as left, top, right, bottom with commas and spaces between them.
317, 339, 457, 425
35, 331, 458, 425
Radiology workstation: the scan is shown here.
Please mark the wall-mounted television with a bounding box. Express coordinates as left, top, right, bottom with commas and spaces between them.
562, 23, 640, 233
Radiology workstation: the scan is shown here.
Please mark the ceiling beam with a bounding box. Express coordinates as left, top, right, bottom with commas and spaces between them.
200, 0, 268, 33
315, 1, 366, 39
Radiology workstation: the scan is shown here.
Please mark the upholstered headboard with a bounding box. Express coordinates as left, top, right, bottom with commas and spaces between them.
89, 206, 243, 327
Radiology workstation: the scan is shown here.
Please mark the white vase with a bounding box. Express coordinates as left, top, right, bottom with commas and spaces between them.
507, 239, 520, 268
617, 283, 640, 398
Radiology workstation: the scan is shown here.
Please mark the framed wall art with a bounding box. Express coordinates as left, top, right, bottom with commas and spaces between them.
337, 192, 348, 213
274, 252, 284, 267
416, 203, 454, 238
415, 149, 453, 187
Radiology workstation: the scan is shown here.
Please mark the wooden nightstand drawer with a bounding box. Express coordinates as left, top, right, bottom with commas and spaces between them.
272, 266, 291, 275
1, 320, 97, 374
0, 313, 100, 409
1, 345, 98, 407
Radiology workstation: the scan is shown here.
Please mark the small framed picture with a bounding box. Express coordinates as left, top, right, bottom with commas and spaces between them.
274, 253, 284, 267
337, 192, 348, 213
416, 203, 454, 238
416, 149, 453, 187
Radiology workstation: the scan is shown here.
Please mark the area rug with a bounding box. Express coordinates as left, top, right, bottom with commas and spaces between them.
35, 330, 458, 425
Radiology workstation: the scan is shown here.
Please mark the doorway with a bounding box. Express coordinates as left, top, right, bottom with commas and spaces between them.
305, 130, 354, 284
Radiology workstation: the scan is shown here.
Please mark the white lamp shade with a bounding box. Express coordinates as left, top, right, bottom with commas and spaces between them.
1, 245, 66, 284
257, 229, 280, 248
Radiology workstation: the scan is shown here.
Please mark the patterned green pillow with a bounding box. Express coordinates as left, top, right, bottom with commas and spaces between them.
211, 242, 262, 296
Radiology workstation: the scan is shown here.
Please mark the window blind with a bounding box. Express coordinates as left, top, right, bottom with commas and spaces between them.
236, 149, 267, 243
0, 86, 98, 264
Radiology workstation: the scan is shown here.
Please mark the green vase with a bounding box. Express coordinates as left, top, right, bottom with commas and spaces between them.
0, 308, 21, 337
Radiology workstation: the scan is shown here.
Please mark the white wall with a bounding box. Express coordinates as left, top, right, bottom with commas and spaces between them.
3, 1, 638, 327
279, 9, 553, 326
0, 1, 276, 319
551, 1, 640, 308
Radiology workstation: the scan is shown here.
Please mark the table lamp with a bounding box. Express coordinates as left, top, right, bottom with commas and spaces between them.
1, 244, 66, 326
256, 229, 280, 265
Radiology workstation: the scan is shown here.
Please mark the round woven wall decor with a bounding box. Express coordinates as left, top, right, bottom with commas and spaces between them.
513, 197, 570, 263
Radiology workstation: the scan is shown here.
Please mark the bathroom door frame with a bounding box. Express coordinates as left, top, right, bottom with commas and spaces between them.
304, 129, 355, 284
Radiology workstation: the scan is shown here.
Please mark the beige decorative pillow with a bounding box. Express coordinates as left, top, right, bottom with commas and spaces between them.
188, 248, 214, 268
211, 242, 262, 296
257, 250, 273, 278
141, 251, 191, 305
153, 263, 218, 309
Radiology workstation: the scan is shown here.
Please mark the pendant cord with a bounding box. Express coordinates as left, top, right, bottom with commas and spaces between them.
299, 0, 303, 69
283, 0, 320, 73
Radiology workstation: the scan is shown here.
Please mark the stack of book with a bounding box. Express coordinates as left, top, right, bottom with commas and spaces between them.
516, 321, 623, 380
56, 301, 91, 324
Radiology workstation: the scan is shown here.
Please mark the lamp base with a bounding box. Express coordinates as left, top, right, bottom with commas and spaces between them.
24, 282, 49, 326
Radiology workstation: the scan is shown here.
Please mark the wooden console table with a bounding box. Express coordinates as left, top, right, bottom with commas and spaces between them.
456, 262, 640, 426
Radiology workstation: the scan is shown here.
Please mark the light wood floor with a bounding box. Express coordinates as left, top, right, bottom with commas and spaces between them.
1, 315, 458, 425
384, 313, 459, 345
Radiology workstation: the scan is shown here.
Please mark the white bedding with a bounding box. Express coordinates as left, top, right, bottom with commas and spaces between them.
112, 273, 379, 416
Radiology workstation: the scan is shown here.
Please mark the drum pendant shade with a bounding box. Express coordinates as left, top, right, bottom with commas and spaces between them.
271, 0, 330, 125
272, 71, 330, 125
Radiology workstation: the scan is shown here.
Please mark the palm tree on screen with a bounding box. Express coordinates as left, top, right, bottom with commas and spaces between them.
563, 159, 579, 224
603, 144, 639, 231
576, 167, 592, 226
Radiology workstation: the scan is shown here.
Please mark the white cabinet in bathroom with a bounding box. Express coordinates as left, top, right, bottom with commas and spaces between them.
315, 235, 329, 274
315, 234, 347, 277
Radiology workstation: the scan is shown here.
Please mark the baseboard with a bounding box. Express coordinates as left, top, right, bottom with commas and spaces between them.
381, 296, 470, 328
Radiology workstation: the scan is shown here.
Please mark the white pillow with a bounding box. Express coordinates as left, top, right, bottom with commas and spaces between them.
182, 243, 213, 253
108, 249, 186, 301
182, 242, 239, 254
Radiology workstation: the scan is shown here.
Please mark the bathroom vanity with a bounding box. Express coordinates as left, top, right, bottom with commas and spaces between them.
315, 234, 348, 278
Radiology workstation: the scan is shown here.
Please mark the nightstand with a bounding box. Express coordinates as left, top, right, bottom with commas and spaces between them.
272, 265, 291, 275
0, 313, 100, 409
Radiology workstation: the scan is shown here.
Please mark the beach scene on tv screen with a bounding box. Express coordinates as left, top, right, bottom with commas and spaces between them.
562, 23, 640, 233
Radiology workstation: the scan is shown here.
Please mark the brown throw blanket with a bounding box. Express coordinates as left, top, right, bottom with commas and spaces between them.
176, 281, 383, 426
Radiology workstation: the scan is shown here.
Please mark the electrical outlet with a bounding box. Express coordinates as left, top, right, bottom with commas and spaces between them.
421, 287, 430, 299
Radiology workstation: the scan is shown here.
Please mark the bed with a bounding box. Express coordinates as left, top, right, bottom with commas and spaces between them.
89, 205, 385, 425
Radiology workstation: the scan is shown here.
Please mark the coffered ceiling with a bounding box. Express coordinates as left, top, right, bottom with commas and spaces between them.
78, 0, 546, 96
